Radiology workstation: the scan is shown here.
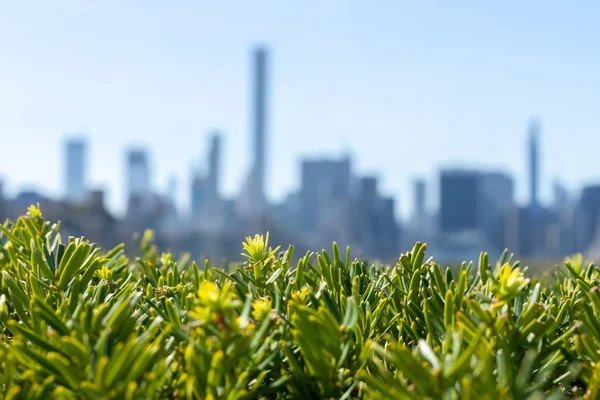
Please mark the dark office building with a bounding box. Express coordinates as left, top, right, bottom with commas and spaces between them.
300, 156, 352, 232
440, 170, 479, 233
413, 179, 426, 221
360, 176, 378, 208
478, 172, 514, 251
126, 149, 150, 200
528, 120, 540, 209
578, 185, 600, 251
64, 138, 87, 204
191, 176, 206, 219
207, 132, 222, 204
253, 47, 268, 205
125, 148, 152, 217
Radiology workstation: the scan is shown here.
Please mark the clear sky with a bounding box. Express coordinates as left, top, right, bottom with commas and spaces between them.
2, 1, 600, 220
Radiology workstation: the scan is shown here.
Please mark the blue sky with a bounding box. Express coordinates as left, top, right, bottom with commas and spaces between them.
1, 1, 600, 219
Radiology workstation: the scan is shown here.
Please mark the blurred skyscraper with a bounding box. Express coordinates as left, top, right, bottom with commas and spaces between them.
578, 185, 600, 252
64, 138, 87, 204
238, 46, 269, 216
355, 176, 399, 258
158, 175, 180, 234
300, 156, 352, 232
439, 170, 479, 233
165, 175, 178, 214
191, 173, 206, 219
553, 180, 569, 211
413, 179, 426, 221
0, 178, 7, 219
478, 172, 514, 251
207, 132, 222, 205
529, 119, 540, 209
254, 47, 267, 204
126, 148, 151, 212
521, 119, 548, 257
190, 132, 226, 233
403, 178, 433, 249
438, 169, 514, 258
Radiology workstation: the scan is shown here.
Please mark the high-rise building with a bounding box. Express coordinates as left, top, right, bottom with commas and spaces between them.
191, 175, 206, 219
64, 138, 87, 204
190, 132, 224, 227
360, 176, 378, 207
478, 172, 514, 251
300, 156, 352, 232
166, 175, 178, 214
478, 172, 514, 218
378, 196, 400, 257
529, 119, 540, 209
413, 179, 426, 221
207, 132, 222, 204
440, 169, 513, 251
439, 170, 479, 233
578, 185, 600, 252
405, 178, 431, 249
553, 179, 569, 210
253, 47, 268, 204
126, 148, 150, 208
238, 47, 270, 217
158, 175, 179, 233
351, 176, 400, 259
0, 178, 7, 220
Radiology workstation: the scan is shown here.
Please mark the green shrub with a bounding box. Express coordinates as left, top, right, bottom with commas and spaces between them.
0, 206, 598, 399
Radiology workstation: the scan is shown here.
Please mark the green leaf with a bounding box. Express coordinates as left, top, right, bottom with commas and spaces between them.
2, 270, 30, 308
57, 244, 91, 291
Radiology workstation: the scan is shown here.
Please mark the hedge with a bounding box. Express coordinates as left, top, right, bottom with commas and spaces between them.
0, 206, 598, 399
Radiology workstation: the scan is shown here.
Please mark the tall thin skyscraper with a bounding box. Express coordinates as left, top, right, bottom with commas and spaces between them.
413, 179, 426, 220
166, 175, 178, 207
553, 179, 568, 210
191, 174, 206, 219
529, 119, 540, 209
237, 46, 270, 217
64, 138, 87, 204
207, 132, 222, 202
439, 170, 479, 233
300, 157, 352, 231
253, 46, 268, 203
126, 148, 150, 200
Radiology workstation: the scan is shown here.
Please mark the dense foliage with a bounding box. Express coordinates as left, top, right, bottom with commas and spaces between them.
1, 207, 599, 399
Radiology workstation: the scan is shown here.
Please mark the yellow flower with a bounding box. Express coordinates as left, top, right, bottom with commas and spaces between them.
564, 253, 584, 274
495, 263, 530, 300
160, 252, 174, 266
198, 281, 221, 305
235, 316, 256, 336
291, 287, 311, 303
97, 265, 113, 281
241, 232, 280, 265
27, 204, 42, 219
188, 307, 213, 324
252, 297, 272, 321
188, 281, 240, 324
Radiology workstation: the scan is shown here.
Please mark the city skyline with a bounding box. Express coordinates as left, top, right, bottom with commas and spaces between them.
1, 39, 598, 262
5, 37, 595, 264
0, 116, 561, 221
0, 113, 576, 222
3, 2, 600, 219
0, 110, 578, 222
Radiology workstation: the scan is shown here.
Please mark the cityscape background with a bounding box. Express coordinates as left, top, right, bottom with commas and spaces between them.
2, 45, 600, 262
2, 2, 600, 261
